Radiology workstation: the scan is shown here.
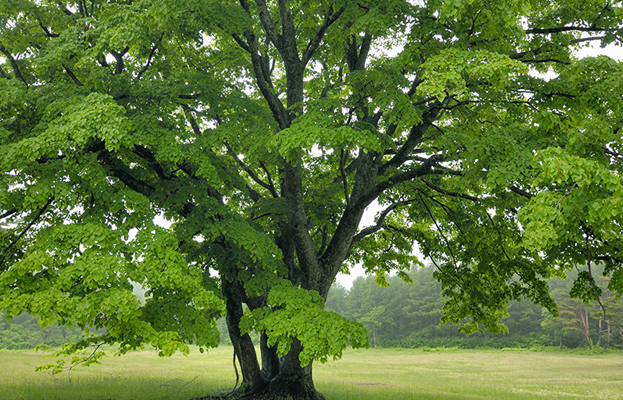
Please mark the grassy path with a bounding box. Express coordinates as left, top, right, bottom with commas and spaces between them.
1, 347, 622, 399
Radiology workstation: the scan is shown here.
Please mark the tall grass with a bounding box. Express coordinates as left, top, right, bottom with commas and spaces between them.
1, 346, 622, 399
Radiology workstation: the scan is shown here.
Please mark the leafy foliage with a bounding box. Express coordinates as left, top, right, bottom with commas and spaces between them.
1, 0, 622, 396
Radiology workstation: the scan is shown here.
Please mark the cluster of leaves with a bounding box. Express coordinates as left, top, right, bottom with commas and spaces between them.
240, 279, 367, 366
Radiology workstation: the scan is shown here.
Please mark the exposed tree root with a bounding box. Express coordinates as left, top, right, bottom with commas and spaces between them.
191, 378, 326, 400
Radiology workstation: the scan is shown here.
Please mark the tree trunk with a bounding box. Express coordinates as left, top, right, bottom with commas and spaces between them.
259, 332, 280, 381
264, 339, 325, 400
218, 276, 327, 399
221, 277, 268, 397
373, 328, 378, 348
597, 318, 602, 348
578, 309, 591, 349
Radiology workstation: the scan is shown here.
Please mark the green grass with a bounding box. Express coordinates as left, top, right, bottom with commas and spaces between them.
1, 346, 622, 399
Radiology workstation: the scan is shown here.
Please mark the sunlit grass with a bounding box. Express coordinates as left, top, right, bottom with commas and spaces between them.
0, 346, 234, 400
315, 348, 623, 399
1, 346, 622, 399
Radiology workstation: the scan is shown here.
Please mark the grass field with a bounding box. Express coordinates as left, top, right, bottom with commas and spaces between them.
1, 346, 622, 399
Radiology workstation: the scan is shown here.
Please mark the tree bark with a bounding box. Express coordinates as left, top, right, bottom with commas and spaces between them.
597, 318, 603, 348
578, 309, 591, 349
221, 275, 328, 399
259, 332, 281, 381
265, 339, 325, 400
221, 276, 268, 396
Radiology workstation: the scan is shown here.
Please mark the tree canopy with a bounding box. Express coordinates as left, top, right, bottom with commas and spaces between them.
1, 0, 623, 398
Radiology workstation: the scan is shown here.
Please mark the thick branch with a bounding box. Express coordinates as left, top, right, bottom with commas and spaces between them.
359, 155, 446, 210
231, 33, 251, 53
177, 162, 225, 204
225, 141, 276, 196
351, 200, 415, 245
320, 64, 342, 99
240, 25, 289, 128
510, 36, 606, 60
277, 0, 298, 60
254, 0, 282, 50
332, 158, 358, 185
132, 145, 171, 181
355, 32, 372, 71
136, 33, 164, 80
510, 186, 533, 199
0, 208, 18, 220
282, 162, 320, 288
524, 58, 571, 65
302, 7, 346, 66
420, 178, 478, 202
109, 47, 129, 75
340, 149, 351, 208
345, 32, 372, 73
181, 105, 203, 136
62, 64, 84, 86
320, 157, 446, 292
0, 43, 27, 85
38, 19, 59, 37
525, 26, 608, 35
379, 103, 446, 176
97, 151, 156, 198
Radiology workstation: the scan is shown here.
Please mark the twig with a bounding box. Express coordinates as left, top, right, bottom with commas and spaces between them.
68, 343, 104, 372
179, 376, 199, 389
0, 198, 53, 269
418, 193, 457, 266
137, 32, 165, 80
420, 178, 478, 202
554, 183, 576, 211
231, 349, 239, 393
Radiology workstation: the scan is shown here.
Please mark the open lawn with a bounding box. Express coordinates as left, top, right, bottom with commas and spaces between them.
1, 346, 622, 399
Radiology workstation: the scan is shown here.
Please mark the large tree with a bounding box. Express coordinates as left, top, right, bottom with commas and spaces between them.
1, 0, 623, 398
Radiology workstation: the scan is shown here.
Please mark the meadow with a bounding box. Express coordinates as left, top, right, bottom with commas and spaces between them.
1, 346, 622, 400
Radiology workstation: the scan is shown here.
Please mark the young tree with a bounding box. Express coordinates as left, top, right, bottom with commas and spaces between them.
1, 0, 623, 398
542, 285, 586, 348
358, 305, 387, 348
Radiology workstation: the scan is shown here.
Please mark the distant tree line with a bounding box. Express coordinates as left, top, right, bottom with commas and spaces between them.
0, 310, 87, 350
325, 265, 623, 350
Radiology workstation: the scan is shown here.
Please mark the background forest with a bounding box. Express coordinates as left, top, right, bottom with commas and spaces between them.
0, 310, 85, 350
322, 265, 623, 350
3, 265, 622, 351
